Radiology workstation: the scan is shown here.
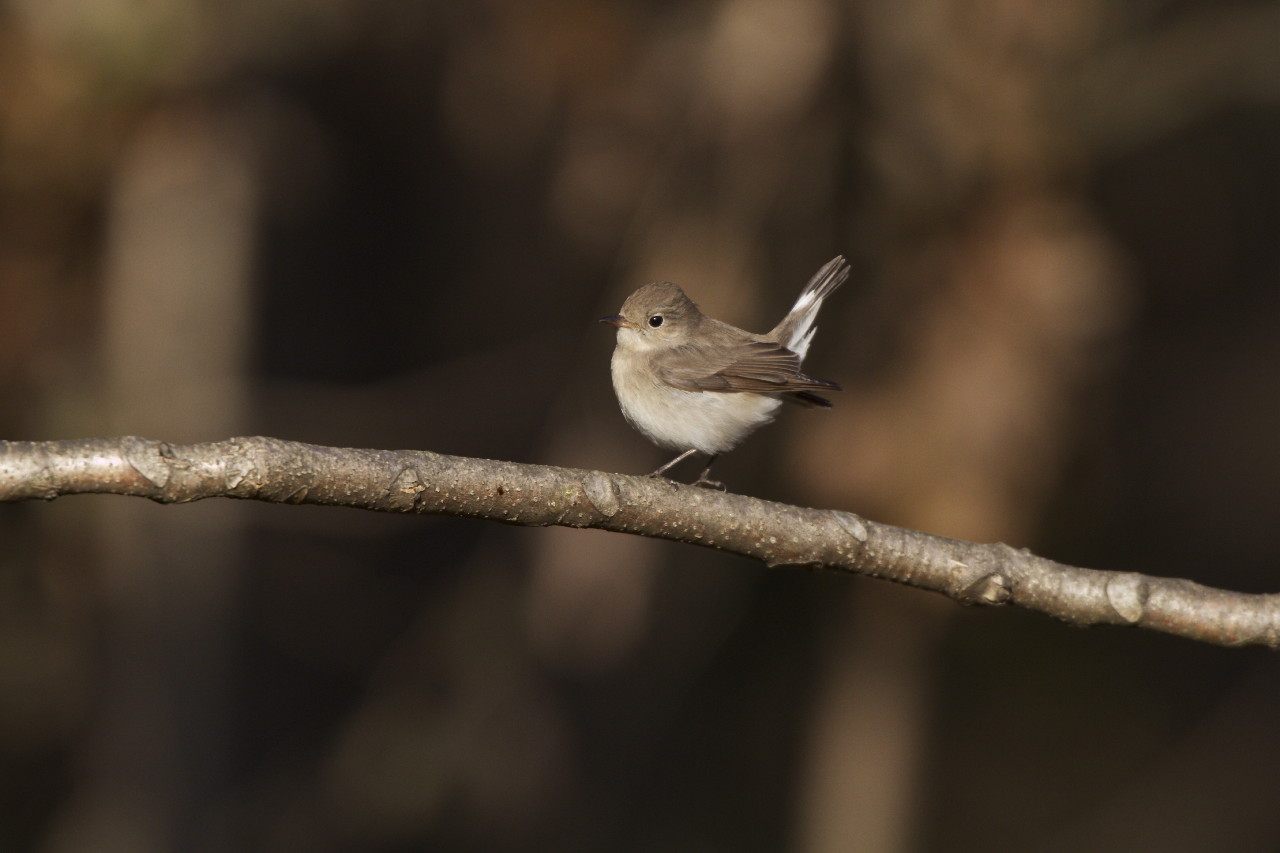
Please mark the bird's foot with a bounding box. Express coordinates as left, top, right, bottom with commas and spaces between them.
646, 471, 682, 488
692, 455, 724, 490
692, 474, 726, 491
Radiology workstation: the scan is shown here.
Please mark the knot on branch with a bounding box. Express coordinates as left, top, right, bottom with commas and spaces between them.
123, 436, 174, 490
831, 511, 869, 543
582, 473, 621, 517
1105, 573, 1150, 624
959, 572, 1012, 606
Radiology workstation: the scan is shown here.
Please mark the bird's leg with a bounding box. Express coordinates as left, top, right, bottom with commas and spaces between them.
648, 448, 699, 479
692, 456, 725, 491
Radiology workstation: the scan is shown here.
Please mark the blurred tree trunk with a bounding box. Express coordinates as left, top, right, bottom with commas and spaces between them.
45, 106, 260, 853
794, 1, 1126, 849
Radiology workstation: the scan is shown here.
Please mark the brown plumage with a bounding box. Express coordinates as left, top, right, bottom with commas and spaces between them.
602, 257, 848, 487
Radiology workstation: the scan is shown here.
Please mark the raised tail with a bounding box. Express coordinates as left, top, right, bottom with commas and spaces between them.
769, 255, 849, 359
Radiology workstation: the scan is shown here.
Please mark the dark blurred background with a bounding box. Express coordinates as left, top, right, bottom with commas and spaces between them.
1, 0, 1278, 851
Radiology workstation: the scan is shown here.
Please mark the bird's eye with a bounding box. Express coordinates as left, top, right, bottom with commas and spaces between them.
648, 315, 664, 328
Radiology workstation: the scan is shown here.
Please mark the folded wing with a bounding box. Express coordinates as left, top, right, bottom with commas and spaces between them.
654, 339, 840, 405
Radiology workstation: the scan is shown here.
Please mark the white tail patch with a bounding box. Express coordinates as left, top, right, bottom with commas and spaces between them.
777, 256, 848, 359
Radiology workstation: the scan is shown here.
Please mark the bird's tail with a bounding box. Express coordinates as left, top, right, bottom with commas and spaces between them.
770, 255, 849, 359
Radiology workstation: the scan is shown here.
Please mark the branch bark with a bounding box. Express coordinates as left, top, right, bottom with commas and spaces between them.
2, 436, 1276, 648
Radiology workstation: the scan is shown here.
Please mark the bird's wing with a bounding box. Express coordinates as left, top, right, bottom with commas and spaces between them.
654, 339, 840, 395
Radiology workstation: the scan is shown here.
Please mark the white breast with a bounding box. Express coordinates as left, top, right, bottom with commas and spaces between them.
611, 348, 781, 455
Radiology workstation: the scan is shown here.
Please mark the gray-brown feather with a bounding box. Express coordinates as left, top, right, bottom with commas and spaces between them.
653, 336, 840, 396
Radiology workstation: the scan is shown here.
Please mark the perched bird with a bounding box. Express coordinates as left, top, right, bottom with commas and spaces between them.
601, 256, 848, 488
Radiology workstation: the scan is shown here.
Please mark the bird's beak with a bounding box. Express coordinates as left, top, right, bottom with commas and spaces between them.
599, 314, 637, 329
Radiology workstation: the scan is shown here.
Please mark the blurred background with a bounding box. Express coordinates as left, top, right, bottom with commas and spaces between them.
1, 0, 1278, 850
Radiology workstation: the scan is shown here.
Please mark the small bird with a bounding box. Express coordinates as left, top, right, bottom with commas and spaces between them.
601, 256, 848, 488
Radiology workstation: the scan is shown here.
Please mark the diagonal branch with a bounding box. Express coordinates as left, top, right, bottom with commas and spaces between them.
2, 436, 1276, 648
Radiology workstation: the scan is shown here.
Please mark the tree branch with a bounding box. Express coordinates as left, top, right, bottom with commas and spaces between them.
2, 436, 1276, 648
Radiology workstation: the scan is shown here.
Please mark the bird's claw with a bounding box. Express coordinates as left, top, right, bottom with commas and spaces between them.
646, 471, 681, 489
